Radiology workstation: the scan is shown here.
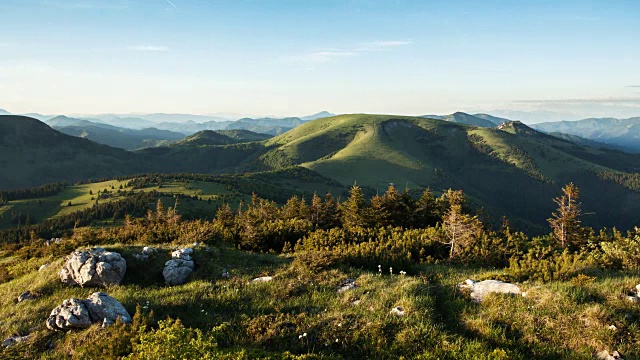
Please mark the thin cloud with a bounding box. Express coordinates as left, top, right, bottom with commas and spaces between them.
287, 40, 411, 64
129, 45, 169, 52
41, 0, 129, 10
626, 85, 640, 88
164, 0, 180, 11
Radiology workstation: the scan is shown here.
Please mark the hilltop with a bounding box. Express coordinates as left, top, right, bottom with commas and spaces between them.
176, 130, 272, 146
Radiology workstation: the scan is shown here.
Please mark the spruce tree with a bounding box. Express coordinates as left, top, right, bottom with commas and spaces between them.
548, 183, 583, 248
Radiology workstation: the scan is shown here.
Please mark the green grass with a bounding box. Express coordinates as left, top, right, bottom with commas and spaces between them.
2, 242, 639, 359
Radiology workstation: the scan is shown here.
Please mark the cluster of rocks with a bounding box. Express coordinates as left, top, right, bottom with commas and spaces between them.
163, 248, 194, 286
132, 246, 157, 261
46, 292, 131, 331
59, 248, 126, 287
458, 279, 522, 302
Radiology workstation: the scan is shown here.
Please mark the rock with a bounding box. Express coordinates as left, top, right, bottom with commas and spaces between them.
171, 248, 194, 261
596, 350, 624, 360
17, 290, 36, 303
38, 263, 49, 271
162, 259, 195, 286
2, 334, 30, 348
608, 325, 618, 331
134, 246, 157, 261
47, 293, 130, 331
59, 248, 126, 287
459, 279, 521, 302
352, 299, 362, 306
221, 269, 230, 279
46, 298, 92, 331
250, 276, 273, 284
338, 278, 357, 293
84, 292, 131, 324
636, 284, 640, 293
390, 306, 405, 316
626, 296, 639, 304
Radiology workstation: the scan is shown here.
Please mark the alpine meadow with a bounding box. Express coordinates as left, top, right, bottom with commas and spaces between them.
1, 1, 640, 359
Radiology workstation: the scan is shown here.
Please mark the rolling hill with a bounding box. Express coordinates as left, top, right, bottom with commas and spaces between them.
176, 129, 272, 146
421, 112, 502, 127
3, 113, 640, 231
0, 115, 142, 189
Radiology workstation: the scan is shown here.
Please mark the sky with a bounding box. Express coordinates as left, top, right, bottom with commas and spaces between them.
0, 0, 639, 121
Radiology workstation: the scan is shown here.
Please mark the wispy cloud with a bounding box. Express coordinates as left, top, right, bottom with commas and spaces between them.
41, 0, 129, 10
286, 40, 411, 64
128, 45, 169, 52
626, 85, 640, 88
164, 0, 180, 11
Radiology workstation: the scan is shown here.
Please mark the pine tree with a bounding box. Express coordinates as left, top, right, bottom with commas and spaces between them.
341, 185, 369, 230
442, 190, 482, 258
415, 188, 438, 227
548, 183, 583, 248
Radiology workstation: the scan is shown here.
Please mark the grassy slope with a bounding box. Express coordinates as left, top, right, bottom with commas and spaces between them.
261, 115, 640, 231
1, 243, 639, 358
0, 116, 142, 190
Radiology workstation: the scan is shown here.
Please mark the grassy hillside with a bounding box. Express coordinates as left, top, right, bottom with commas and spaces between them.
260, 115, 640, 231
0, 116, 142, 190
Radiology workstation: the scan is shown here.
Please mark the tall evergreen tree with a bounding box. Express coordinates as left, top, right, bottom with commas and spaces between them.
341, 185, 369, 230
548, 183, 583, 248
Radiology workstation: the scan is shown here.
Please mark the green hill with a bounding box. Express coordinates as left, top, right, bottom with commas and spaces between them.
258, 114, 640, 230
0, 116, 141, 189
176, 129, 272, 146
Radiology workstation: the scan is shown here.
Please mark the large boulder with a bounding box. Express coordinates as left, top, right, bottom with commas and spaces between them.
46, 298, 92, 331
46, 293, 130, 331
59, 248, 126, 287
163, 259, 194, 286
84, 292, 131, 324
459, 279, 522, 302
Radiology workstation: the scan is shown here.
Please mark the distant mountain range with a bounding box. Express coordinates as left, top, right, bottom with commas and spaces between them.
532, 117, 640, 153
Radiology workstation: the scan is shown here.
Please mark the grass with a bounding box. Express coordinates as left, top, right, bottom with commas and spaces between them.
1, 239, 639, 359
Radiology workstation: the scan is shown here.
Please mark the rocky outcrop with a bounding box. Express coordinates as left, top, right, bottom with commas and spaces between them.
46, 293, 130, 331
162, 248, 195, 286
59, 248, 126, 287
459, 279, 522, 302
46, 298, 92, 330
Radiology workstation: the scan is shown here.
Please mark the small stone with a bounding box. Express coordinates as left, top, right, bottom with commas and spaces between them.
459, 279, 521, 302
38, 263, 49, 271
338, 278, 357, 293
626, 296, 639, 304
608, 325, 618, 331
390, 306, 405, 316
352, 299, 362, 306
221, 269, 230, 279
17, 290, 36, 303
250, 276, 273, 284
2, 334, 30, 348
596, 350, 624, 360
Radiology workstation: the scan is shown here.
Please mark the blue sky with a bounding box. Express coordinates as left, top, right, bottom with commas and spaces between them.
0, 0, 639, 120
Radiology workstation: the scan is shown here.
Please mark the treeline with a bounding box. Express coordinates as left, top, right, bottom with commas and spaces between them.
596, 170, 640, 191
0, 182, 67, 203
0, 191, 158, 244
